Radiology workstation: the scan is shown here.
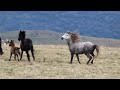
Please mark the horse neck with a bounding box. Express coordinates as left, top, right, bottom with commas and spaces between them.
21, 38, 25, 43
21, 35, 26, 42
11, 44, 15, 48
66, 39, 73, 48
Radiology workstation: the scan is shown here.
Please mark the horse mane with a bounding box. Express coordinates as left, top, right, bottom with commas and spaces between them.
67, 32, 80, 43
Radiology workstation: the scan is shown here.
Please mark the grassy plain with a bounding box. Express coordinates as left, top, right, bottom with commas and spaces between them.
0, 44, 120, 79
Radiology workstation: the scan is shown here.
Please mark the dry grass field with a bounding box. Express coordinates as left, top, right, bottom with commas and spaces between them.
0, 44, 120, 79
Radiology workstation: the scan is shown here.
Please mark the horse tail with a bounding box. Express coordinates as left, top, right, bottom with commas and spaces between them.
93, 45, 99, 58
31, 45, 35, 52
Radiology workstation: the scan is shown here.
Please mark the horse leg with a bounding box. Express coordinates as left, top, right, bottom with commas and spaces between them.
20, 50, 23, 60
18, 50, 20, 56
76, 54, 81, 64
26, 51, 30, 62
70, 53, 74, 64
90, 52, 95, 64
16, 54, 19, 61
14, 54, 16, 60
9, 53, 12, 61
31, 49, 35, 61
85, 53, 92, 65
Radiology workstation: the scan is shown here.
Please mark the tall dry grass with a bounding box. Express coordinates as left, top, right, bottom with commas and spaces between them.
0, 44, 120, 79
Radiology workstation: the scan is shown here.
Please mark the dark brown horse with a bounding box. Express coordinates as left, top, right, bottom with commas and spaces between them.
9, 40, 20, 61
18, 31, 35, 62
0, 37, 3, 55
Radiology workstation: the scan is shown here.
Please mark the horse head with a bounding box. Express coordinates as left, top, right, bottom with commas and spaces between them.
18, 30, 26, 41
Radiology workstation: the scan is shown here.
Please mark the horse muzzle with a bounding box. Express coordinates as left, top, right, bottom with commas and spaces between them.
18, 38, 20, 41
61, 37, 64, 40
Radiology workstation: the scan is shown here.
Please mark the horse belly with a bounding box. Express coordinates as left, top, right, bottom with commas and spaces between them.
71, 47, 84, 54
21, 45, 31, 51
70, 44, 84, 54
22, 48, 30, 51
76, 49, 84, 54
75, 45, 84, 54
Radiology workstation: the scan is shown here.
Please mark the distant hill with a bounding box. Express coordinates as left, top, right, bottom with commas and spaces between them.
0, 11, 120, 39
0, 30, 120, 47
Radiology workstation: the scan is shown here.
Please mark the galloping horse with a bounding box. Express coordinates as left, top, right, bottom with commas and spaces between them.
18, 31, 35, 62
61, 32, 99, 64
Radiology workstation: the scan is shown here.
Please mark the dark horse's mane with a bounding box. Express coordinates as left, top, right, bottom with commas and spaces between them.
67, 32, 80, 43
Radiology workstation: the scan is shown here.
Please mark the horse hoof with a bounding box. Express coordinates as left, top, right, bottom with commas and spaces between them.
28, 62, 33, 65
69, 62, 72, 64
91, 62, 93, 64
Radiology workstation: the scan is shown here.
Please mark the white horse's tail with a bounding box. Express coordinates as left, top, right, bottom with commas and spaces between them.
93, 45, 99, 58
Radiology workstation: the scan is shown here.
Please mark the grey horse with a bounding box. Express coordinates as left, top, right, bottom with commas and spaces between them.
61, 32, 99, 64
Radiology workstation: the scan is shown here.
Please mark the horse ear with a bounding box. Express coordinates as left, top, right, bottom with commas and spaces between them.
67, 31, 72, 34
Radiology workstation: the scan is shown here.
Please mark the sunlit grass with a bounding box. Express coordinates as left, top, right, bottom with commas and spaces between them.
0, 45, 120, 79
